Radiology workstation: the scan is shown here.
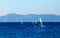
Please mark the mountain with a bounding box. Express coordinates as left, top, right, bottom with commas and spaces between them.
0, 14, 60, 22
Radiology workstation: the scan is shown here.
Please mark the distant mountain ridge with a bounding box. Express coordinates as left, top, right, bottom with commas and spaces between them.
0, 14, 60, 22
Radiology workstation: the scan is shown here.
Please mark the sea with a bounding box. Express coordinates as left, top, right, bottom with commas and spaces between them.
0, 22, 60, 38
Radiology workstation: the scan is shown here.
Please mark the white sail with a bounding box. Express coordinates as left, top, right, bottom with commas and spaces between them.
21, 20, 23, 24
35, 20, 37, 24
32, 21, 34, 24
40, 18, 42, 23
39, 18, 44, 27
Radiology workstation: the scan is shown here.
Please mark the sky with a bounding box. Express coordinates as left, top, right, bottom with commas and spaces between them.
0, 0, 60, 16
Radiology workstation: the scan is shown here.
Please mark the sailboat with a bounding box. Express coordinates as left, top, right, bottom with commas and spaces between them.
32, 21, 34, 25
32, 20, 37, 25
21, 20, 23, 24
39, 18, 45, 27
35, 20, 37, 24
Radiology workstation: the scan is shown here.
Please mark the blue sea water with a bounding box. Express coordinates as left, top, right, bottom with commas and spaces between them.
0, 22, 60, 38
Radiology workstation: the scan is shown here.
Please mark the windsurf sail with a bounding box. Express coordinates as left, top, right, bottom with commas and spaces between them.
39, 18, 44, 27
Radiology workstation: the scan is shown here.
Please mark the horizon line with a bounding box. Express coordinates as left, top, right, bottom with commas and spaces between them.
0, 13, 59, 16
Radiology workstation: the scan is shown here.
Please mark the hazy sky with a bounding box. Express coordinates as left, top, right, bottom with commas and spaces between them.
0, 0, 60, 16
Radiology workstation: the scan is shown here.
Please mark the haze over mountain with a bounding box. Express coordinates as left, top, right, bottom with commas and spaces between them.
0, 13, 60, 22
